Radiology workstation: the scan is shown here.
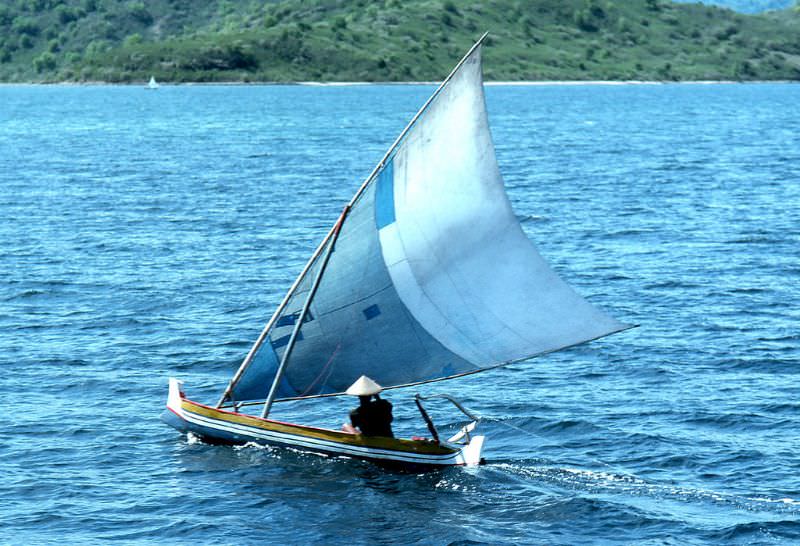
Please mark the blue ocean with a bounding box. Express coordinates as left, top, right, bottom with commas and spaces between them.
1, 81, 798, 545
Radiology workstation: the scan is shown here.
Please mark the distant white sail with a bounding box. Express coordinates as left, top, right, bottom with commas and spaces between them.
147, 76, 159, 89
230, 44, 628, 403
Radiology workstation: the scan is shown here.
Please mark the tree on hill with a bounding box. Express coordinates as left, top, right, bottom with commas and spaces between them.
0, 0, 798, 82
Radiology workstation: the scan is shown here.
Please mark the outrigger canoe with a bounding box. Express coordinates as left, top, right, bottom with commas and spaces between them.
162, 33, 629, 469
163, 379, 485, 468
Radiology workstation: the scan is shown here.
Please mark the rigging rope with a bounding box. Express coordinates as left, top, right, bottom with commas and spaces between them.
490, 418, 641, 481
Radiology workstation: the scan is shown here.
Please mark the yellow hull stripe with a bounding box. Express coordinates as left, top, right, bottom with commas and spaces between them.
181, 399, 454, 455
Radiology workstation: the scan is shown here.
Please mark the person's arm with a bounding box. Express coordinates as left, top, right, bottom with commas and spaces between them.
342, 408, 361, 434
341, 423, 359, 434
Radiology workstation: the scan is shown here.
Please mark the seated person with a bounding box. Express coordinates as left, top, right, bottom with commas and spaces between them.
341, 375, 393, 438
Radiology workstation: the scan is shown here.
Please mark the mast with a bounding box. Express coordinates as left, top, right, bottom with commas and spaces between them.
217, 33, 489, 407
215, 222, 339, 407
260, 206, 348, 418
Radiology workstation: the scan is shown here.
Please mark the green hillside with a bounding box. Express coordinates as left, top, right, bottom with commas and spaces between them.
1, 0, 799, 82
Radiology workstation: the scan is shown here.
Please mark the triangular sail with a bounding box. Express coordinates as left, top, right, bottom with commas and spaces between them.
227, 38, 628, 404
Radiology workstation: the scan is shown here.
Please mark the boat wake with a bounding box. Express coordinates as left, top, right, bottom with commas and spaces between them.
493, 462, 800, 517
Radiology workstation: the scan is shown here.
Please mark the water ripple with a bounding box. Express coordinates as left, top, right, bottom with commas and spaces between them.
1, 83, 798, 544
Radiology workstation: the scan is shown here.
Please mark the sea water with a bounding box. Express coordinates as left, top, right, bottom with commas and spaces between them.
1, 82, 798, 544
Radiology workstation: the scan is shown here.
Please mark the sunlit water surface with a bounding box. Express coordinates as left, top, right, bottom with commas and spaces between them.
1, 82, 798, 544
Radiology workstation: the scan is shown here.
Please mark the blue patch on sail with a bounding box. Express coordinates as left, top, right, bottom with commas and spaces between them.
230, 341, 293, 401
375, 160, 395, 229
271, 331, 304, 349
275, 315, 294, 328
275, 311, 314, 328
362, 304, 381, 320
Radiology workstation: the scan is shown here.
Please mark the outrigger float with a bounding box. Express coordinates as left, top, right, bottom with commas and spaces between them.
162, 33, 630, 469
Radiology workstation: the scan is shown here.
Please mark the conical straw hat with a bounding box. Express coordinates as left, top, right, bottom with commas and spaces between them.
345, 375, 382, 396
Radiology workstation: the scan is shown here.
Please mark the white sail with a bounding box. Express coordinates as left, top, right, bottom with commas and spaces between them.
227, 39, 628, 404
380, 46, 627, 366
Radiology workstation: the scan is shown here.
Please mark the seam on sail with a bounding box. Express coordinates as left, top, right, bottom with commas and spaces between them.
311, 281, 394, 317
382, 192, 491, 365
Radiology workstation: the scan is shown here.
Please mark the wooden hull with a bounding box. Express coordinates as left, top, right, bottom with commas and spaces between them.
162, 378, 485, 468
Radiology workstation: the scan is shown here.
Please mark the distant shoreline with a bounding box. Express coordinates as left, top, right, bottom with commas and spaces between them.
1, 79, 798, 87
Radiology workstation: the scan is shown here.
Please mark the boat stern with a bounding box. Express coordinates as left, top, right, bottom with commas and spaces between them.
445, 421, 486, 466
458, 434, 486, 466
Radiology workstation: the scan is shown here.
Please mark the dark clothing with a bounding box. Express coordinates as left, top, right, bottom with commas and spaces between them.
350, 397, 394, 437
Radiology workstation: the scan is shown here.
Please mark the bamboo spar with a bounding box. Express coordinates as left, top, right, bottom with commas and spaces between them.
217, 33, 489, 407
215, 221, 338, 408
260, 206, 349, 418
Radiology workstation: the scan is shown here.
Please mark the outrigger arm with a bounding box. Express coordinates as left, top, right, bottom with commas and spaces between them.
415, 393, 482, 449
